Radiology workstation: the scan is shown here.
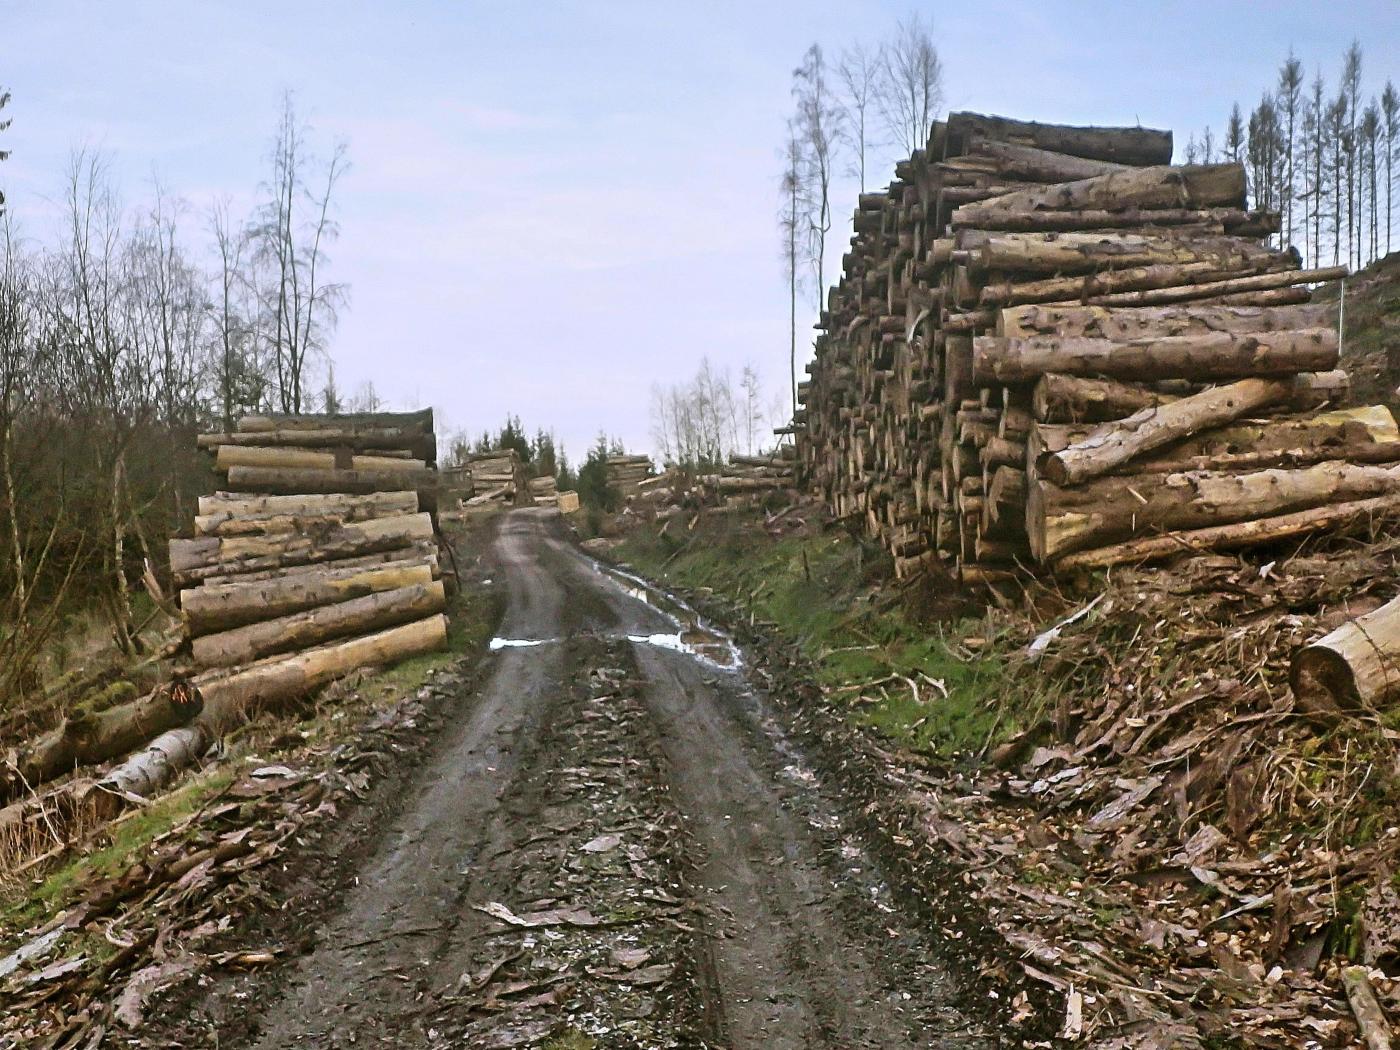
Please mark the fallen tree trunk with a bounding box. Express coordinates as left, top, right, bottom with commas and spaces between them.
1029, 460, 1400, 560
1292, 594, 1400, 714
1053, 492, 1400, 573
999, 302, 1334, 340
180, 561, 436, 635
0, 680, 204, 804
977, 163, 1247, 213
215, 445, 426, 473
223, 466, 438, 510
974, 328, 1338, 383
1041, 377, 1296, 485
191, 581, 446, 669
169, 513, 434, 586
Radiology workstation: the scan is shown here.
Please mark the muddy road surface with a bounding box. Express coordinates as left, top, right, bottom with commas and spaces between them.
166, 510, 992, 1048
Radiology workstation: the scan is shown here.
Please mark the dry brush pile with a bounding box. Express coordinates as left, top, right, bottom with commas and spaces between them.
794, 111, 1399, 584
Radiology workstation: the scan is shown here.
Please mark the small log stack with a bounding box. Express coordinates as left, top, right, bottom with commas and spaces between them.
698, 449, 799, 506
176, 411, 447, 678
795, 111, 1385, 580
607, 454, 654, 500
458, 449, 523, 511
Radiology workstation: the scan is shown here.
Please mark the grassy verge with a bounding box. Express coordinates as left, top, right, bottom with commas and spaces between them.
613, 513, 1049, 760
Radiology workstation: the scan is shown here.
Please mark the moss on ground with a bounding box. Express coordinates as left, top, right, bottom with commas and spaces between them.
614, 516, 1046, 759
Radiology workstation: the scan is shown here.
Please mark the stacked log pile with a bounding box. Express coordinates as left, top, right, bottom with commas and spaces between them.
796, 111, 1385, 580
460, 449, 522, 511
177, 411, 448, 681
698, 450, 799, 504
606, 454, 654, 500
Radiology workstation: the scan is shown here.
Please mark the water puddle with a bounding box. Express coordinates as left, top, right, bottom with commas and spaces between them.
489, 637, 556, 651
588, 560, 743, 672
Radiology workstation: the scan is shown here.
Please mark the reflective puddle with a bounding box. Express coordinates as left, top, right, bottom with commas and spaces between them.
489, 637, 556, 651
592, 561, 742, 672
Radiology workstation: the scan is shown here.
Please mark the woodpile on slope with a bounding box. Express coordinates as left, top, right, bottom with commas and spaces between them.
606, 454, 654, 500
795, 111, 1387, 581
177, 409, 448, 722
697, 450, 799, 506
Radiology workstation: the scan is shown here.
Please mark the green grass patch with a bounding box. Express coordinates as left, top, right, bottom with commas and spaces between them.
614, 517, 1047, 759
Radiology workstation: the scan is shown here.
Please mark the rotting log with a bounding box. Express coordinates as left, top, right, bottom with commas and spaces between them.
180, 562, 436, 635
977, 163, 1247, 213
169, 512, 434, 586
974, 328, 1338, 383
191, 581, 446, 668
1041, 377, 1296, 486
1028, 460, 1400, 561
1053, 492, 1400, 573
1293, 593, 1400, 713
0, 679, 204, 803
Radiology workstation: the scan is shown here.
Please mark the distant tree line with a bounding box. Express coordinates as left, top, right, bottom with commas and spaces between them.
649, 358, 777, 468
778, 16, 944, 413
1185, 41, 1397, 269
0, 91, 352, 704
445, 414, 575, 490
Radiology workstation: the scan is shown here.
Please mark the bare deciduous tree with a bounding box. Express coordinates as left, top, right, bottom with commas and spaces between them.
793, 44, 840, 307
778, 122, 809, 418
837, 43, 881, 193
875, 15, 943, 156
1383, 81, 1398, 255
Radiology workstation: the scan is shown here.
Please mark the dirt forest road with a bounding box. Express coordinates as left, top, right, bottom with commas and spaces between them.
172, 510, 993, 1048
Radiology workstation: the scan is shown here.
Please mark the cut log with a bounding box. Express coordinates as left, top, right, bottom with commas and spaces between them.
1033, 374, 1180, 423
1029, 460, 1400, 561
966, 137, 1128, 182
978, 163, 1246, 213
238, 408, 433, 435
974, 231, 1278, 276
1130, 439, 1400, 477
198, 427, 435, 460
215, 445, 426, 473
998, 302, 1335, 340
974, 328, 1338, 383
223, 466, 438, 509
1341, 966, 1395, 1050
191, 581, 446, 668
950, 205, 1265, 233
945, 112, 1174, 166
0, 679, 204, 803
196, 490, 418, 523
979, 257, 1295, 308
195, 614, 448, 735
200, 545, 438, 586
1050, 265, 1347, 307
1054, 492, 1400, 573
169, 512, 435, 586
1293, 593, 1400, 713
180, 562, 436, 635
1041, 377, 1296, 486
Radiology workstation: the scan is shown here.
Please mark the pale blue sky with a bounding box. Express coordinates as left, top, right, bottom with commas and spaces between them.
4, 1, 1398, 460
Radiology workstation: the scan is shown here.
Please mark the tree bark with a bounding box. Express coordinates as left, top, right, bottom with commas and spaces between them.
1041, 377, 1296, 485
1029, 460, 1400, 561
999, 302, 1335, 340
1054, 492, 1400, 573
180, 561, 436, 635
979, 163, 1247, 213
1033, 374, 1180, 423
966, 137, 1128, 182
191, 580, 446, 669
974, 328, 1338, 383
1292, 594, 1400, 714
200, 545, 439, 587
196, 490, 418, 524
979, 257, 1295, 308
169, 512, 434, 586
